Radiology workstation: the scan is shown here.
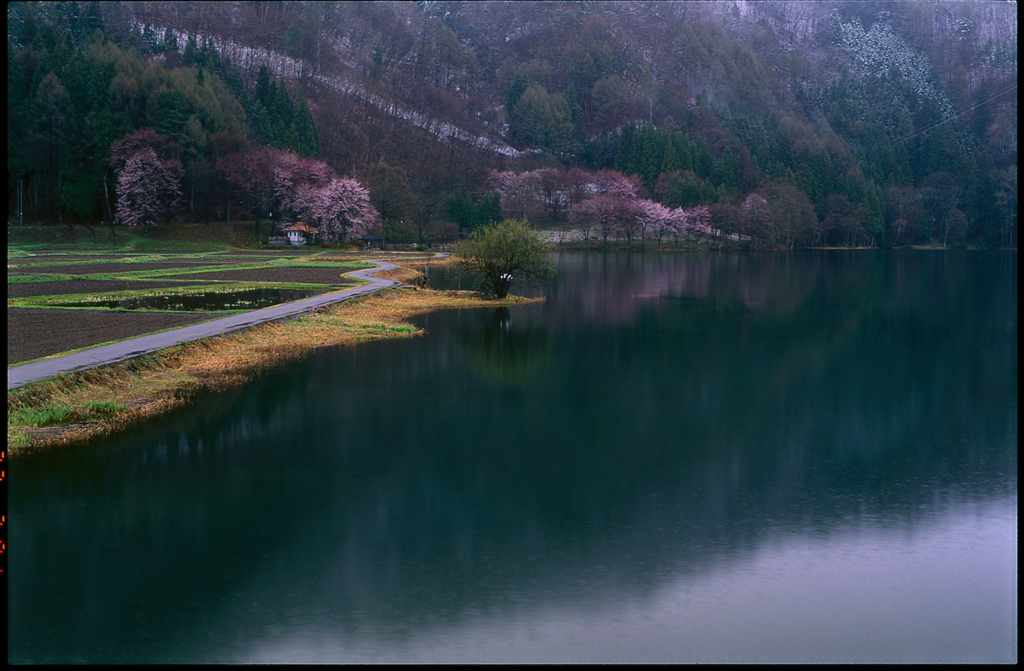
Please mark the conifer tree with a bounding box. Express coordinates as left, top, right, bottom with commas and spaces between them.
293, 87, 319, 158
183, 34, 198, 66
255, 65, 272, 109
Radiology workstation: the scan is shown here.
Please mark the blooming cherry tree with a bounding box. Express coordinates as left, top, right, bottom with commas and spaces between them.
485, 169, 542, 220
220, 146, 377, 242
740, 193, 773, 247
636, 199, 673, 246
685, 205, 714, 240
614, 197, 643, 244
112, 143, 182, 232
292, 177, 379, 242
108, 129, 175, 172
569, 194, 638, 243
566, 169, 643, 244
269, 151, 334, 219
534, 167, 573, 222
592, 169, 642, 199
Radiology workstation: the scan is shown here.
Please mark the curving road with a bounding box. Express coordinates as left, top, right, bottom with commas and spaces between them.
7, 260, 403, 390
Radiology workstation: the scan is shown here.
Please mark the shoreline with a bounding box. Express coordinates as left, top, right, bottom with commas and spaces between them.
8, 272, 539, 455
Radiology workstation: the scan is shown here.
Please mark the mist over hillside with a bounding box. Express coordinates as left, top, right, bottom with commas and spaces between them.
7, 1, 1017, 247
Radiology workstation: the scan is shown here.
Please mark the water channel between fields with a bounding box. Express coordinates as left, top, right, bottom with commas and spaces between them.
54, 287, 328, 311
8, 250, 1017, 663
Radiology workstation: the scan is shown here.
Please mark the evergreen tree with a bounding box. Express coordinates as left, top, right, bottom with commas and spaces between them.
200, 37, 220, 72
614, 124, 635, 174
639, 123, 661, 190
506, 72, 530, 117
82, 1, 105, 41
660, 136, 680, 177
273, 78, 294, 131
161, 27, 178, 54
248, 99, 273, 145
141, 24, 157, 54
565, 82, 584, 146
293, 87, 319, 158
152, 89, 191, 144
284, 24, 303, 58
183, 34, 198, 66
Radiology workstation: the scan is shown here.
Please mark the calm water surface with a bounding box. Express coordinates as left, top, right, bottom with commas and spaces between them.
9, 250, 1017, 663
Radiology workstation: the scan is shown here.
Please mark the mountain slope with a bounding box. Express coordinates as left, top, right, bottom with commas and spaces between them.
7, 1, 1016, 247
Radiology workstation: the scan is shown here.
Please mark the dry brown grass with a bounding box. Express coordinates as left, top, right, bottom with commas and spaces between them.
375, 254, 457, 285
8, 287, 540, 455
375, 265, 424, 284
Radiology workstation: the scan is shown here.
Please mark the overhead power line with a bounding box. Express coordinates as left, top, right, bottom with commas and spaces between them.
891, 81, 1017, 146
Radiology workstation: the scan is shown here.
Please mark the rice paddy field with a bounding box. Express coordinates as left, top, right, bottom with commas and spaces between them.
7, 247, 378, 365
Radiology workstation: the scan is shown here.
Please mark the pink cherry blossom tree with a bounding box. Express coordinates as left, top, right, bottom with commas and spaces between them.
533, 167, 574, 223
614, 197, 644, 245
291, 176, 379, 243
111, 140, 183, 233
485, 169, 542, 221
566, 169, 643, 245
685, 204, 714, 241
569, 194, 633, 243
666, 207, 690, 243
220, 146, 372, 242
592, 169, 641, 199
270, 153, 333, 216
635, 199, 673, 247
740, 193, 773, 248
268, 150, 334, 220
108, 129, 175, 172
564, 167, 593, 208
567, 195, 597, 240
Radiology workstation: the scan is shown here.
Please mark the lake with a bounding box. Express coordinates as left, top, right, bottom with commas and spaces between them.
8, 250, 1017, 663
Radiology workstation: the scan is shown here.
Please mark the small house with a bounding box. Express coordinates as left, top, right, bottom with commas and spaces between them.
283, 221, 317, 246
359, 234, 384, 251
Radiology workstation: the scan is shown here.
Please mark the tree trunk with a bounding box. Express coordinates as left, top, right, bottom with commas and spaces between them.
103, 175, 115, 223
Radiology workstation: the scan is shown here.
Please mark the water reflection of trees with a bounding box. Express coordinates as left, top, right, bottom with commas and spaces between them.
8, 251, 1016, 661
452, 307, 554, 386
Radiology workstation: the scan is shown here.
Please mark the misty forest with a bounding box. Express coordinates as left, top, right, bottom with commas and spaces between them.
6, 1, 1018, 248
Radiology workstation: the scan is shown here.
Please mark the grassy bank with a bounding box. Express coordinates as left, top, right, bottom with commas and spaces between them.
8, 222, 264, 251
8, 286, 540, 455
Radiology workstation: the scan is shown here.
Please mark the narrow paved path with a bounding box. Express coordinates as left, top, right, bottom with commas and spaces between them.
8, 260, 402, 390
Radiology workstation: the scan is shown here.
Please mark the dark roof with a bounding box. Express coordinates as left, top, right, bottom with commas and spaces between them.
359, 234, 384, 240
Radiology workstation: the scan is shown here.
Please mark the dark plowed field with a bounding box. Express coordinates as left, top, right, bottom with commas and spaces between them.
8, 251, 363, 365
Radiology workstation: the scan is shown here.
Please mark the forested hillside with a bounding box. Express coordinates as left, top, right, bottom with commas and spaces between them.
6, 1, 1017, 247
